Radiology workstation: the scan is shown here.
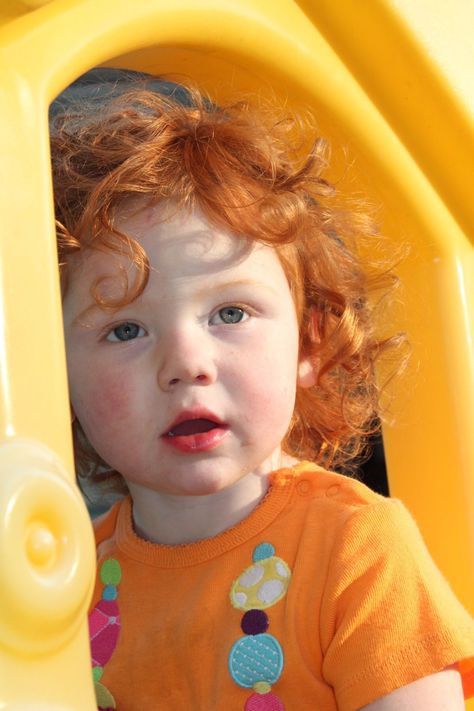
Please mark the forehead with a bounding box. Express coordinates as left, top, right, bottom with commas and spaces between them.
63, 205, 290, 306
119, 204, 257, 277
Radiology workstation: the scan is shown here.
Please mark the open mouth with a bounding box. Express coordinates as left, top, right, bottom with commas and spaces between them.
163, 414, 229, 453
167, 418, 221, 437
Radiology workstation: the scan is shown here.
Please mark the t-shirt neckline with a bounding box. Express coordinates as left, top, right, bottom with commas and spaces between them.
115, 462, 314, 567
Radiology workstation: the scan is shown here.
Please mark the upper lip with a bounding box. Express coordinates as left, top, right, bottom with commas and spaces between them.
162, 408, 226, 436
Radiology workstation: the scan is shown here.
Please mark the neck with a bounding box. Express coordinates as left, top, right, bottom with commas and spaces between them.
127, 454, 298, 545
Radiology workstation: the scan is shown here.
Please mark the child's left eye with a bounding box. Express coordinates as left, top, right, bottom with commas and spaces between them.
106, 322, 146, 342
210, 306, 248, 325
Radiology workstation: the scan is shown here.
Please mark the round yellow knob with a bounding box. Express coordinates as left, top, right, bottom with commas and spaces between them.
0, 439, 95, 655
25, 521, 58, 569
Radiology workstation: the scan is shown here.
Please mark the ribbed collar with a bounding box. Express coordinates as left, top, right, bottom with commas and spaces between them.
114, 462, 314, 568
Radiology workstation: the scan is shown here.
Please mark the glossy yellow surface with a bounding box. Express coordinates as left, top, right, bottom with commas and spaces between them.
0, 1, 472, 708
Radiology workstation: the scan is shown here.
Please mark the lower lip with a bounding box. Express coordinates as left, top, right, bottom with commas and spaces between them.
162, 427, 229, 453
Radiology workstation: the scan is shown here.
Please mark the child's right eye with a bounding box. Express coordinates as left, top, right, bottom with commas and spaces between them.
106, 322, 145, 342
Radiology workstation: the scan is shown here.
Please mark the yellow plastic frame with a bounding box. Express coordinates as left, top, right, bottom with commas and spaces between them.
0, 1, 473, 708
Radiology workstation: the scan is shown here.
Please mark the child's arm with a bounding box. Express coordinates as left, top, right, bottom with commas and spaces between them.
359, 667, 464, 710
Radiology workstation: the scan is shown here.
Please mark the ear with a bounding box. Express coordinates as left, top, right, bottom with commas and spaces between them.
297, 305, 320, 389
297, 355, 317, 389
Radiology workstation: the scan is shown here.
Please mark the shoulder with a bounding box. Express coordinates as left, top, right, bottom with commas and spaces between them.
290, 461, 384, 504
288, 460, 392, 518
287, 462, 437, 571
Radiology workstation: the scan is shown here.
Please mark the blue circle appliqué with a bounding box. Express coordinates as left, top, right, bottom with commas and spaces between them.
228, 633, 284, 688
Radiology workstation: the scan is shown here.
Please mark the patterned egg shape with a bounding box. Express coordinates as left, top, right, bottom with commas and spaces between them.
89, 599, 121, 667
230, 556, 291, 611
228, 633, 284, 688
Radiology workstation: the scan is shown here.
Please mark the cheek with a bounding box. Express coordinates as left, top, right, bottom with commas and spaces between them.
70, 367, 136, 437
236, 345, 299, 414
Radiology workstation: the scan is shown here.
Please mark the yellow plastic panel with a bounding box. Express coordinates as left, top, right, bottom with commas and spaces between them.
0, 0, 472, 708
294, 0, 474, 613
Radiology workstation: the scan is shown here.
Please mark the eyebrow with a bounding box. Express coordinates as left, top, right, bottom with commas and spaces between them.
68, 303, 109, 328
193, 278, 281, 299
66, 293, 130, 328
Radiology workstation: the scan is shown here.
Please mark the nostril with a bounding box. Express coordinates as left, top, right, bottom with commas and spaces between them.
165, 372, 209, 388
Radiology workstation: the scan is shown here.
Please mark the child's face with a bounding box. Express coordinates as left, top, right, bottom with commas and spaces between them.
63, 205, 310, 496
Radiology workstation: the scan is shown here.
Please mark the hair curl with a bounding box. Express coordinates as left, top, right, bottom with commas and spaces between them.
51, 81, 402, 496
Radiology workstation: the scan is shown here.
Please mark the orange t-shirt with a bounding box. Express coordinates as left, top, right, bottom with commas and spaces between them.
90, 462, 474, 710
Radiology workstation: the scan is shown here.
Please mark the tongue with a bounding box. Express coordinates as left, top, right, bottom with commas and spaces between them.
169, 419, 218, 436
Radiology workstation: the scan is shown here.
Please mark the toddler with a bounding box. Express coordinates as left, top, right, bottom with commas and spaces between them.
51, 69, 474, 710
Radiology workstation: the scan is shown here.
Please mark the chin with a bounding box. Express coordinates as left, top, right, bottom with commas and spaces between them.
178, 479, 233, 497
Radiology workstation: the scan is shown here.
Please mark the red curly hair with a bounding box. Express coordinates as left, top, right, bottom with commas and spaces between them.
50, 79, 401, 494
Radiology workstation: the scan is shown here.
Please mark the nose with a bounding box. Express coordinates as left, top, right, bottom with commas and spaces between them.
157, 328, 217, 391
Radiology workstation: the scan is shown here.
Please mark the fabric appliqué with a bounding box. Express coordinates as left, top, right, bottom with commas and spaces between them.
89, 558, 122, 710
228, 542, 291, 709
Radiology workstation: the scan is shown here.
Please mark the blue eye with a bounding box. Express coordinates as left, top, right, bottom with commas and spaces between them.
212, 306, 247, 324
106, 322, 145, 342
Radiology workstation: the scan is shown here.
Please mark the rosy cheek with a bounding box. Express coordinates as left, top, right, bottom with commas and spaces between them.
75, 370, 135, 432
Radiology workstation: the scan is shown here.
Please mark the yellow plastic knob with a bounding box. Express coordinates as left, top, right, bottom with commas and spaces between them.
0, 439, 95, 656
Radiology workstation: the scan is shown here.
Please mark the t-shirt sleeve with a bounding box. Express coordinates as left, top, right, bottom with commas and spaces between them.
320, 498, 474, 711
